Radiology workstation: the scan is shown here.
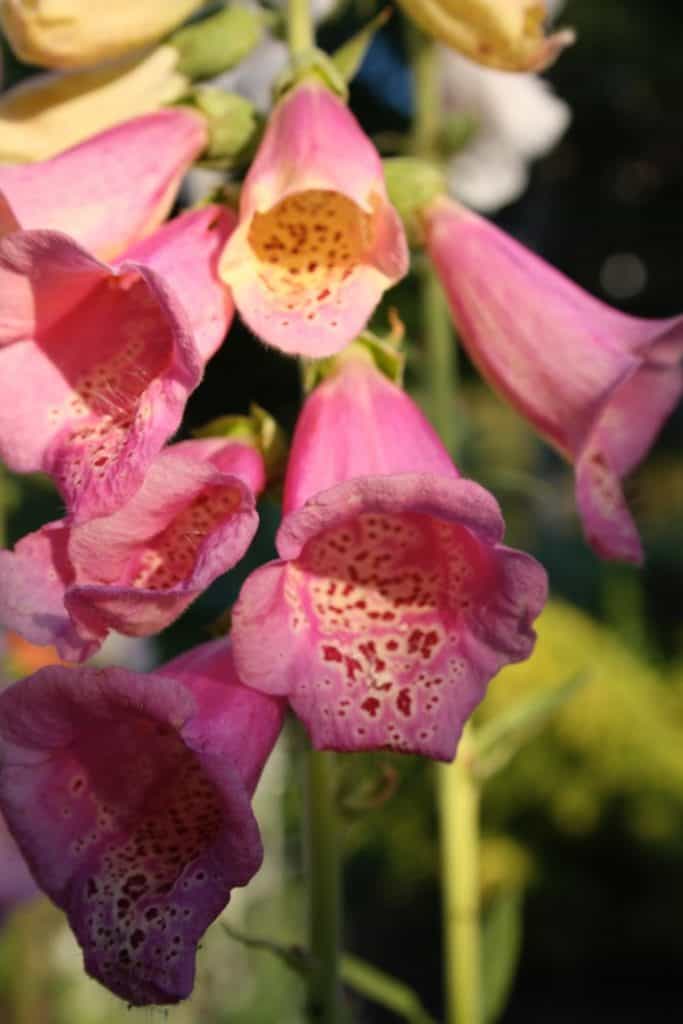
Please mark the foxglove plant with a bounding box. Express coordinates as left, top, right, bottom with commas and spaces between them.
0, 0, 678, 1021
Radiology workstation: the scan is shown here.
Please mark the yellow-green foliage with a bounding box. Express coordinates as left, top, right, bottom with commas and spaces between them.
476, 600, 683, 840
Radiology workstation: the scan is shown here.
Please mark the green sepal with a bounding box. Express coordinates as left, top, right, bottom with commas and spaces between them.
275, 48, 348, 101
182, 88, 262, 167
383, 157, 446, 244
474, 672, 588, 781
302, 330, 406, 394
331, 8, 392, 86
193, 403, 289, 484
169, 5, 266, 81
438, 112, 478, 155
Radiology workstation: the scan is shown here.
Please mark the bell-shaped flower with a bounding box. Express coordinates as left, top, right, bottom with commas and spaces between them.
394, 0, 574, 72
0, 109, 207, 261
0, 638, 285, 1004
1, 0, 205, 70
423, 197, 683, 563
0, 439, 264, 662
0, 205, 235, 521
219, 81, 408, 357
0, 48, 189, 163
231, 348, 547, 761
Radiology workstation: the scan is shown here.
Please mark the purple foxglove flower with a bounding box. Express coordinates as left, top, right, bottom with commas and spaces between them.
0, 439, 264, 662
0, 205, 235, 522
231, 351, 547, 761
0, 811, 38, 923
219, 80, 408, 358
0, 109, 208, 261
0, 638, 285, 1004
424, 196, 683, 563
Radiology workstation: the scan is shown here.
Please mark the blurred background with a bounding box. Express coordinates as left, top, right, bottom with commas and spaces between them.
1, 0, 682, 1021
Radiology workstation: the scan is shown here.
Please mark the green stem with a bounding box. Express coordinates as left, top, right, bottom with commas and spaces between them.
411, 27, 479, 1023
437, 726, 481, 1024
287, 0, 315, 61
306, 748, 343, 1022
421, 257, 458, 453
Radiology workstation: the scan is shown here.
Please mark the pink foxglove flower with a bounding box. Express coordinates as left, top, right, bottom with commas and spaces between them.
0, 205, 235, 521
219, 81, 408, 357
232, 351, 546, 761
0, 638, 285, 1004
424, 197, 683, 563
0, 109, 207, 261
0, 439, 264, 662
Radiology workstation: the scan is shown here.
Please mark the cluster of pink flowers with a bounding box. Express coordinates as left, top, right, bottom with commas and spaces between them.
0, 74, 680, 1006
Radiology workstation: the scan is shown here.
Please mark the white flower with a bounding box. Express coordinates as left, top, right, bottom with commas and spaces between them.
441, 48, 571, 213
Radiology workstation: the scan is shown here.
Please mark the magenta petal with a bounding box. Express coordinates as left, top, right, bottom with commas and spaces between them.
233, 474, 547, 760
0, 231, 202, 521
0, 641, 285, 1004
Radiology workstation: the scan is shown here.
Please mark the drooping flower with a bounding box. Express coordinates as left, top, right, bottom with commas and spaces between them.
219, 81, 409, 357
423, 196, 683, 563
394, 0, 574, 72
0, 638, 285, 1004
0, 109, 207, 260
1, 0, 205, 70
439, 47, 570, 213
0, 48, 189, 163
231, 348, 547, 760
0, 439, 264, 662
0, 205, 235, 521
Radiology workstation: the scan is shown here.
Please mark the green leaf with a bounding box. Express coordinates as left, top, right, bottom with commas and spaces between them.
331, 8, 392, 85
481, 889, 524, 1024
474, 672, 588, 781
341, 954, 438, 1024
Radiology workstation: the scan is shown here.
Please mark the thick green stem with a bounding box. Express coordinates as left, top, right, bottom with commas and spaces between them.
437, 727, 481, 1024
288, 0, 315, 60
305, 748, 343, 1023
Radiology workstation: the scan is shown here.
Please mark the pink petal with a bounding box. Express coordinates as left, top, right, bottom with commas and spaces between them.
0, 640, 284, 1004
0, 231, 202, 521
575, 361, 683, 563
0, 444, 260, 661
283, 353, 459, 513
425, 196, 683, 560
119, 206, 236, 363
0, 110, 208, 261
219, 82, 408, 357
233, 474, 546, 760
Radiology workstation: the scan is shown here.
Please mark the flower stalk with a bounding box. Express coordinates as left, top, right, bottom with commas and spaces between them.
411, 25, 481, 1024
288, 0, 315, 63
305, 748, 343, 1022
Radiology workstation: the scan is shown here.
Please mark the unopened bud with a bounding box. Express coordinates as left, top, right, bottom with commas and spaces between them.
383, 157, 446, 243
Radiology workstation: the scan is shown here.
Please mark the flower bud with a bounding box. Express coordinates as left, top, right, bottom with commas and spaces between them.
0, 47, 188, 162
396, 0, 575, 72
1, 0, 205, 70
